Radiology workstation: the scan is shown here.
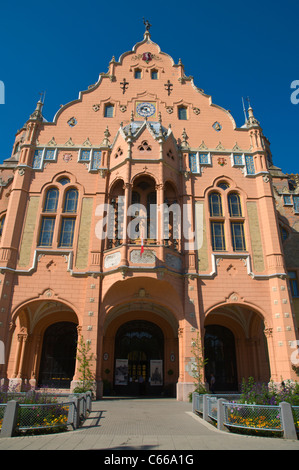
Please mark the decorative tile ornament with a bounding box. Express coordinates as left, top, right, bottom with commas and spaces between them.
189, 153, 198, 173
245, 155, 255, 174
293, 195, 299, 212
212, 121, 222, 131
199, 153, 209, 164
91, 150, 102, 170
45, 149, 56, 161
80, 149, 91, 161
67, 117, 77, 127
32, 150, 43, 169
233, 154, 243, 166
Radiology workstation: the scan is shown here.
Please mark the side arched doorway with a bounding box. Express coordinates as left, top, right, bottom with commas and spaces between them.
38, 321, 78, 389
114, 320, 164, 396
204, 325, 238, 392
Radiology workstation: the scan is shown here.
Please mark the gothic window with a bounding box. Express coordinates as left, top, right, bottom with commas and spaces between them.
231, 222, 246, 251
288, 271, 299, 297
63, 188, 78, 213
228, 193, 242, 217
211, 222, 226, 251
38, 184, 79, 249
44, 188, 59, 213
58, 177, 70, 186
59, 218, 76, 247
39, 217, 55, 247
0, 214, 6, 237
138, 141, 152, 152
209, 192, 223, 217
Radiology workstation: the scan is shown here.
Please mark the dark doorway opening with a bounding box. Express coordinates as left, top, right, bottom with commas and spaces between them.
38, 321, 78, 388
114, 320, 164, 396
204, 324, 238, 392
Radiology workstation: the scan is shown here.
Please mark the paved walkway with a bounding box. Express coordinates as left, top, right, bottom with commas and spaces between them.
0, 398, 299, 450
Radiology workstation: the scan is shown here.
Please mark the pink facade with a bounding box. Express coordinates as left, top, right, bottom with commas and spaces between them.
0, 29, 298, 400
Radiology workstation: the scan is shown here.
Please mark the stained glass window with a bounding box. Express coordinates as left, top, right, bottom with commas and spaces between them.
209, 192, 223, 217
44, 188, 59, 212
59, 218, 76, 247
0, 215, 5, 237
63, 189, 78, 213
211, 222, 226, 251
228, 193, 242, 217
288, 271, 299, 297
39, 217, 55, 246
231, 222, 246, 251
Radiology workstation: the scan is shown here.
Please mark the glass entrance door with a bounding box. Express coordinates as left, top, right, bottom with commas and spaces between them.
114, 320, 164, 395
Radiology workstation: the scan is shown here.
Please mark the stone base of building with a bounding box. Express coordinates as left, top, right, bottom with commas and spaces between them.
176, 382, 195, 402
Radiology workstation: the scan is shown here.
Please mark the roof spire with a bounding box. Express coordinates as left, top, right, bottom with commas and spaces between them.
143, 17, 152, 39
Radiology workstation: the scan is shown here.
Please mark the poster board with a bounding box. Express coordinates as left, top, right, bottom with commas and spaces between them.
115, 359, 128, 385
150, 360, 163, 385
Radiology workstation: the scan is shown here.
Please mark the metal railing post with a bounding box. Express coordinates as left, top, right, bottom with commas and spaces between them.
0, 400, 19, 438
280, 401, 297, 440
217, 398, 226, 431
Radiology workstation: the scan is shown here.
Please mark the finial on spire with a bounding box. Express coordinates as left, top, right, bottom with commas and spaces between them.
143, 17, 152, 33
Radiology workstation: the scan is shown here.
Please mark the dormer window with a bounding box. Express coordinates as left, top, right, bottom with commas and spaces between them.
104, 104, 114, 118
178, 106, 187, 120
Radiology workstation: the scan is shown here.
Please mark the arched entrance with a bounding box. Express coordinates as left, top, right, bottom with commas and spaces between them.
204, 325, 238, 392
38, 321, 78, 389
114, 320, 164, 395
204, 303, 271, 392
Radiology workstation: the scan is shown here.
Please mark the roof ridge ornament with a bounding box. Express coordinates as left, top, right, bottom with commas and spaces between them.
143, 17, 152, 33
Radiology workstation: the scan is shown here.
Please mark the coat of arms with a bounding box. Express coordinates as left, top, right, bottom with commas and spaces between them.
217, 157, 226, 166
142, 52, 152, 63
63, 153, 72, 163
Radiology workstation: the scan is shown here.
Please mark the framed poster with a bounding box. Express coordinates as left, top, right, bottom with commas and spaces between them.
115, 359, 128, 385
150, 360, 163, 386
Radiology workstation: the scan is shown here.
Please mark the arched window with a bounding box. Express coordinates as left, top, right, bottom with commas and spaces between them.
0, 214, 6, 237
228, 193, 242, 217
63, 188, 78, 213
43, 188, 59, 212
209, 192, 222, 217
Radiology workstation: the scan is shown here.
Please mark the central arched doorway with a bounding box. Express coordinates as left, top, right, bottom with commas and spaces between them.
38, 321, 78, 389
114, 320, 164, 396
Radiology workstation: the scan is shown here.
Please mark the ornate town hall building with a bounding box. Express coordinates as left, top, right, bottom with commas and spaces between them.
0, 27, 299, 400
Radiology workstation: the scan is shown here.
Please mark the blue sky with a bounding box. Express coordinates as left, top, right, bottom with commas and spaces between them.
0, 0, 298, 174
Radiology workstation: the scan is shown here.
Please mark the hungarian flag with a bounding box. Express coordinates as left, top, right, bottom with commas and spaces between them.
140, 236, 144, 256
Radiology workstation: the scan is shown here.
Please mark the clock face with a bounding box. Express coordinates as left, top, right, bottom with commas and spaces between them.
136, 102, 156, 118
